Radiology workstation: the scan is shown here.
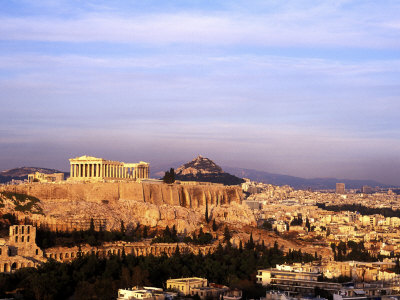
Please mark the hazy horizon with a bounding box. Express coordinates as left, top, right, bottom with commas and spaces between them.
1, 1, 399, 185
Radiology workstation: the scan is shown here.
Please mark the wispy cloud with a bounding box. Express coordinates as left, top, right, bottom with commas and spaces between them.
0, 8, 399, 48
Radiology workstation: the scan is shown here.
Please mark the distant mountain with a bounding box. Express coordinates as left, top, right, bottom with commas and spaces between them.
223, 166, 389, 190
175, 156, 245, 186
0, 167, 68, 183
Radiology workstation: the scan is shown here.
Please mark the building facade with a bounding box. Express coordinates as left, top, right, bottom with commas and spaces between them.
336, 183, 345, 194
0, 225, 45, 272
69, 155, 149, 181
166, 277, 208, 295
257, 268, 341, 294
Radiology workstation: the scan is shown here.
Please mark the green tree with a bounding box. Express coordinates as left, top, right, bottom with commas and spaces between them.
246, 232, 255, 250
163, 168, 175, 184
120, 220, 125, 235
223, 226, 232, 244
89, 218, 95, 233
305, 218, 311, 232
212, 219, 218, 231
205, 201, 209, 223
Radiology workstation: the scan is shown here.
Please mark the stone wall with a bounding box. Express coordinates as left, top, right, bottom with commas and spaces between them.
0, 225, 45, 273
44, 241, 217, 263
1, 182, 242, 208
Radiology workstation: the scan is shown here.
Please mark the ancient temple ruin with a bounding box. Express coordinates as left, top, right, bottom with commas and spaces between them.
69, 155, 149, 181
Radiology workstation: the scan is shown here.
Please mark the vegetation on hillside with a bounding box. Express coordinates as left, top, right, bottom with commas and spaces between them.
317, 203, 400, 218
175, 156, 245, 186
0, 241, 317, 300
35, 221, 156, 249
0, 191, 43, 214
331, 241, 377, 262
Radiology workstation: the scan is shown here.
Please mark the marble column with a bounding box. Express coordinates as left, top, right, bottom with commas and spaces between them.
83, 164, 86, 177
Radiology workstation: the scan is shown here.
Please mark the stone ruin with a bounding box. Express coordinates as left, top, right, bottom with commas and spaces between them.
0, 224, 45, 272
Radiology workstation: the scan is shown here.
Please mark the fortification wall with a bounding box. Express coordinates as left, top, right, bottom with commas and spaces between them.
44, 241, 217, 263
1, 182, 242, 208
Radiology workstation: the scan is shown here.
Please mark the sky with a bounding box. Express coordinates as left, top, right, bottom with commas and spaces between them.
1, 0, 400, 185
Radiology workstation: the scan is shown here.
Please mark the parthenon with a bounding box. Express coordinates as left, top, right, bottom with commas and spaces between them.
69, 155, 149, 181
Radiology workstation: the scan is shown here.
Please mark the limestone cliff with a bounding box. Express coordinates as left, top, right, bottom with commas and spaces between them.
1, 182, 242, 208
0, 182, 253, 233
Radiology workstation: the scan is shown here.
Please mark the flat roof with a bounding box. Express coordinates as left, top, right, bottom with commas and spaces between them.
167, 277, 206, 284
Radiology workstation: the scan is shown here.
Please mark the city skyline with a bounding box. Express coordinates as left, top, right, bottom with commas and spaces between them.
1, 1, 400, 185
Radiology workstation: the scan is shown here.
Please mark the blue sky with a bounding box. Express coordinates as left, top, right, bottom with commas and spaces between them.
1, 0, 400, 185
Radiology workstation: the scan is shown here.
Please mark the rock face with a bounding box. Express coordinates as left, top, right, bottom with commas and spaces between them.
0, 182, 252, 233
1, 182, 242, 208
175, 155, 245, 186
34, 199, 256, 233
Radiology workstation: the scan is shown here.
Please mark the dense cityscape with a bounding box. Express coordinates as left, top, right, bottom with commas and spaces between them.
0, 155, 400, 299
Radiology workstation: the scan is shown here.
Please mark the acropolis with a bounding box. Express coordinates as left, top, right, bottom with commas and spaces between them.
69, 155, 149, 181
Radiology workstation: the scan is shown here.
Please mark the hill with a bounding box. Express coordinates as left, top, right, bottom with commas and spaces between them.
175, 156, 245, 186
0, 167, 68, 183
222, 166, 388, 190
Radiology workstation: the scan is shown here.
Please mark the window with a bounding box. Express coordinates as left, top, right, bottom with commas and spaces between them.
21, 226, 24, 234
27, 226, 30, 234
15, 236, 18, 242
27, 236, 30, 242
15, 227, 18, 234
21, 236, 24, 242
36, 249, 39, 255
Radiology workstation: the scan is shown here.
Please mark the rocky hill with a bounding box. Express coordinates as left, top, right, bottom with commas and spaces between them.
0, 182, 251, 233
0, 167, 68, 183
175, 155, 245, 186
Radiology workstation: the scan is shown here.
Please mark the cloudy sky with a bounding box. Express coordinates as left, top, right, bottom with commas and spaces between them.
1, 0, 400, 185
